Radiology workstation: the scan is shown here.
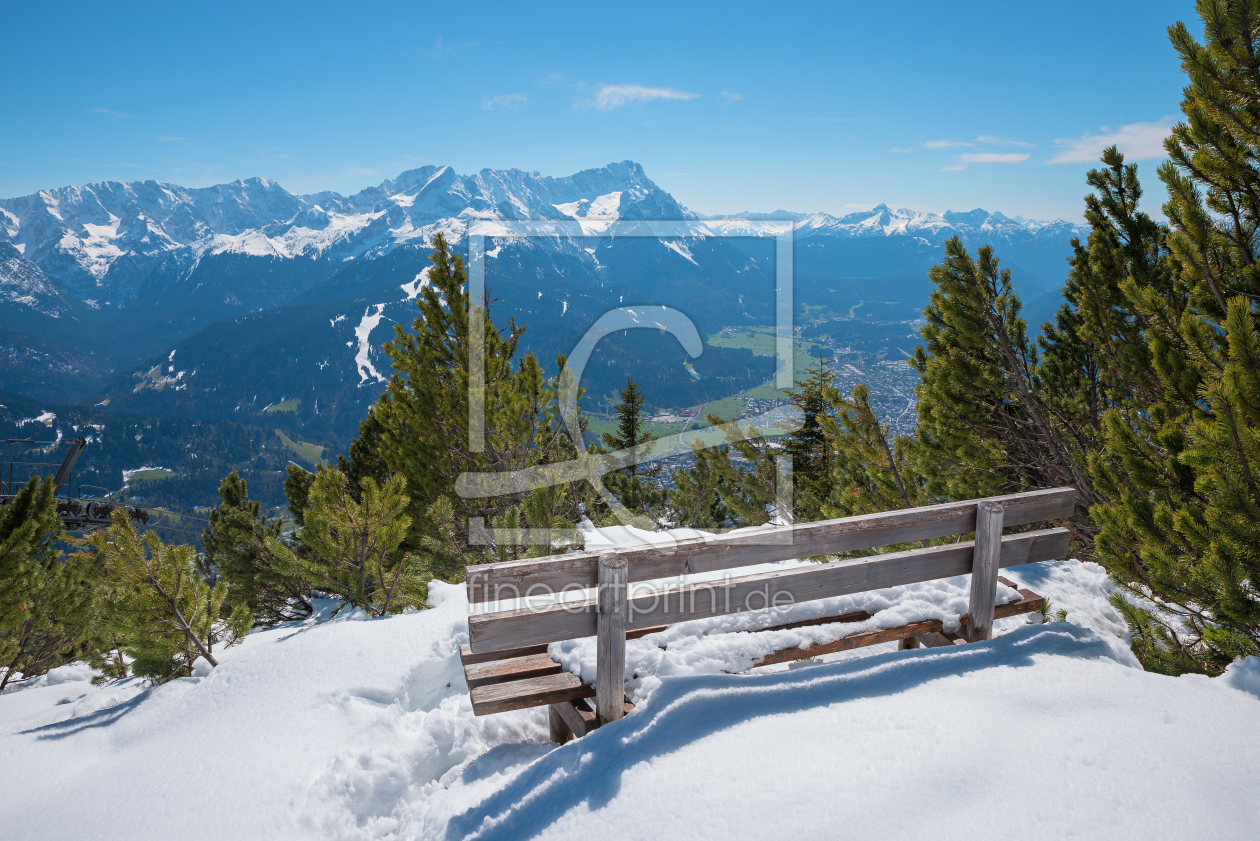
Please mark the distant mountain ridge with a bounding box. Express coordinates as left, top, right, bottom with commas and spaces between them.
0, 162, 690, 307
0, 164, 1084, 315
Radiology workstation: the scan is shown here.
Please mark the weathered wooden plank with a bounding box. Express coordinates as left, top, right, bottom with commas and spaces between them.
469, 671, 594, 716
966, 501, 1004, 643
459, 642, 548, 666
750, 619, 944, 667
743, 586, 1047, 668
596, 553, 628, 724
458, 623, 671, 667
964, 588, 1047, 628
466, 487, 1075, 603
467, 527, 1070, 653
463, 653, 562, 689
660, 609, 872, 650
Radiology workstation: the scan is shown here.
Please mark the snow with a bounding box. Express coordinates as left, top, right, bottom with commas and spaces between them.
659, 238, 699, 266
121, 465, 168, 482
400, 267, 432, 301
1, 564, 1259, 839
1218, 656, 1260, 700
17, 411, 56, 427
554, 191, 622, 220
206, 229, 290, 258
353, 303, 388, 384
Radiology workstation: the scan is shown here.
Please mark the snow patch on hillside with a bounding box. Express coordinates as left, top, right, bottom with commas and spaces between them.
401, 267, 432, 300
353, 304, 388, 384
660, 238, 699, 266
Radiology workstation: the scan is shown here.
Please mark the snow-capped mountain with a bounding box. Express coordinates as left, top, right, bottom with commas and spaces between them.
0, 163, 1085, 318
704, 204, 1086, 244
0, 162, 689, 308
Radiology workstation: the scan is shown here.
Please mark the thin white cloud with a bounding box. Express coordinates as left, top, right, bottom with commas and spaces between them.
483, 93, 526, 111
720, 91, 743, 103
977, 135, 1034, 148
87, 108, 129, 119
922, 139, 974, 149
1047, 118, 1175, 164
887, 147, 914, 154
959, 152, 1029, 163
942, 164, 966, 171
346, 166, 378, 177
586, 84, 700, 110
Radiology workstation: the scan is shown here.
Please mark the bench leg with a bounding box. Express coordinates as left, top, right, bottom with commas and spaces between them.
548, 704, 571, 744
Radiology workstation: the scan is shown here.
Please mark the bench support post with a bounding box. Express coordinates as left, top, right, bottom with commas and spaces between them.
596, 551, 628, 725
548, 704, 571, 744
966, 501, 1004, 642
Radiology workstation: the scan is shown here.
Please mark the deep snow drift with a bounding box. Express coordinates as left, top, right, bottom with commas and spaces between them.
2, 561, 1259, 841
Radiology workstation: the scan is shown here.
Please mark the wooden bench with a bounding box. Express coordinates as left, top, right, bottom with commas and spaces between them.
459, 487, 1074, 742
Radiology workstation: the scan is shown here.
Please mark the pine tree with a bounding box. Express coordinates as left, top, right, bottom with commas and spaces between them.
600, 377, 665, 518
668, 442, 729, 529
782, 359, 836, 518
267, 469, 430, 615
677, 414, 783, 528
820, 383, 924, 520
0, 478, 98, 691
1087, 2, 1260, 673
202, 472, 311, 625
909, 238, 1088, 510
602, 377, 651, 475
370, 233, 590, 576
91, 511, 251, 682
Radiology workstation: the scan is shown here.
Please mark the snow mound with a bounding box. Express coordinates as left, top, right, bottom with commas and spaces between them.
431, 623, 1260, 841
2, 567, 1258, 840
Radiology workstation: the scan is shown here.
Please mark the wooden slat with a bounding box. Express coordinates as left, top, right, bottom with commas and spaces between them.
470, 671, 594, 716
468, 527, 1070, 654
463, 653, 562, 689
460, 641, 548, 666
749, 619, 944, 667
963, 587, 1047, 629
466, 487, 1075, 603
458, 623, 671, 667
662, 609, 871, 649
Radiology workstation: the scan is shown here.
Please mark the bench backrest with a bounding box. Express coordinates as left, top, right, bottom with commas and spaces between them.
465, 487, 1075, 655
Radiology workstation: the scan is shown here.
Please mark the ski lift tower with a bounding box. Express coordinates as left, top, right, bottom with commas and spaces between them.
0, 437, 149, 531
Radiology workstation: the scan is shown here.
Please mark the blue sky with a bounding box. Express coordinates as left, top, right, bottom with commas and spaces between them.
2, 0, 1192, 221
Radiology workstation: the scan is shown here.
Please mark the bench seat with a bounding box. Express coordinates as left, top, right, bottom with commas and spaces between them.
463, 577, 1046, 717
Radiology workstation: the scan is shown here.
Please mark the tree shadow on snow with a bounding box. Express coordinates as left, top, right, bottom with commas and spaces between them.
20, 685, 154, 740
444, 623, 1117, 841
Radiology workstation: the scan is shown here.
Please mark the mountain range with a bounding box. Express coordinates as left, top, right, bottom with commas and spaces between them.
0, 161, 1086, 518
